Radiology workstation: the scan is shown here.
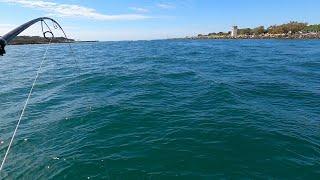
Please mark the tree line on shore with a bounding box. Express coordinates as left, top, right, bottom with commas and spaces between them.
198, 21, 320, 37
8, 36, 75, 45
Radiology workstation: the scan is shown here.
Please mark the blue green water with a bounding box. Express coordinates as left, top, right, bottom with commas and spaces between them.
0, 40, 319, 179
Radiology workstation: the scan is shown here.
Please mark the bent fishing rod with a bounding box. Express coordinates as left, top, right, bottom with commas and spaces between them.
0, 17, 74, 172
0, 17, 67, 56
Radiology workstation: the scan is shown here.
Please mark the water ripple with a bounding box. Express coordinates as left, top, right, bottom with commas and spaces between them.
0, 40, 319, 179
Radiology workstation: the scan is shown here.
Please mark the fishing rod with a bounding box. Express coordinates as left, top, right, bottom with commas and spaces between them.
0, 17, 67, 56
0, 17, 75, 172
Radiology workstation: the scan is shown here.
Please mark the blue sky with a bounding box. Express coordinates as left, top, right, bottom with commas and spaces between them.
0, 0, 320, 41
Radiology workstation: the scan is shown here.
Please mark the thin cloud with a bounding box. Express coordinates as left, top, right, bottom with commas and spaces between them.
1, 0, 151, 21
130, 7, 149, 13
0, 23, 15, 33
0, 23, 15, 28
157, 3, 175, 9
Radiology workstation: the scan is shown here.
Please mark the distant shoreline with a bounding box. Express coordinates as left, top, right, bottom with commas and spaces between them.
7, 36, 320, 45
7, 36, 99, 45
184, 33, 320, 40
8, 36, 74, 45
187, 21, 320, 40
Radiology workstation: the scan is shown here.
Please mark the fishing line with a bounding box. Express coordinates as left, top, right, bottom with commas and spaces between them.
0, 18, 88, 172
0, 37, 53, 172
51, 21, 92, 111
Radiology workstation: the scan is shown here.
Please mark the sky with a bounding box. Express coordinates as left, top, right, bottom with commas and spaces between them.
0, 0, 320, 41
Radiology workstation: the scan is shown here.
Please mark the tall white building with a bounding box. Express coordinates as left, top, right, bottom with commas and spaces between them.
231, 26, 238, 37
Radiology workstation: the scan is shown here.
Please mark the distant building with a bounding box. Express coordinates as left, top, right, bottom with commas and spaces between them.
231, 26, 238, 37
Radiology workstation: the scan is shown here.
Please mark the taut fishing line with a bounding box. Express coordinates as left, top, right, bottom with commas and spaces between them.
0, 18, 81, 172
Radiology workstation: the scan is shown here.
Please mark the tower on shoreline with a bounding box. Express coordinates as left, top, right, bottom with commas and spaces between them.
231, 26, 238, 37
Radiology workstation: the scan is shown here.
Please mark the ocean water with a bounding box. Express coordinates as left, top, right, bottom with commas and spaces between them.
0, 40, 319, 179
